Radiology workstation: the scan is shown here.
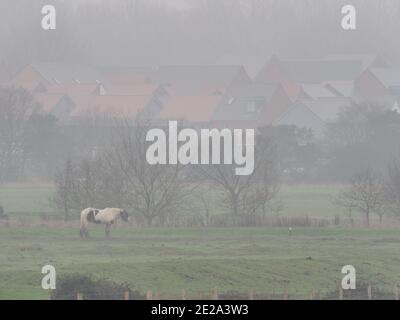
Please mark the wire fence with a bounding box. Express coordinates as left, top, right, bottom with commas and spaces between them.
69, 284, 400, 300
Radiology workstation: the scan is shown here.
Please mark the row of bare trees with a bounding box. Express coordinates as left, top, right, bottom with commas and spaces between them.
335, 162, 400, 227
0, 86, 65, 182
53, 117, 280, 225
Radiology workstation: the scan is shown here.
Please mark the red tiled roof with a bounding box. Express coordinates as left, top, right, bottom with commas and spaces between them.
103, 84, 162, 96
34, 93, 66, 113
45, 84, 98, 95
158, 95, 222, 123
0, 80, 43, 92
69, 94, 154, 118
106, 74, 152, 85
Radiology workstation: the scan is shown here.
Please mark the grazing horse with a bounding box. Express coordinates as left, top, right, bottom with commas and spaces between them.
80, 207, 130, 238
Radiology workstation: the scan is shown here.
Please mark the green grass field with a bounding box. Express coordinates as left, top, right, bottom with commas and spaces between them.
1, 184, 400, 300
1, 226, 400, 299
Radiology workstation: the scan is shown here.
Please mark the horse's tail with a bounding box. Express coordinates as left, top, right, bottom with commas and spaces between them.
80, 208, 90, 237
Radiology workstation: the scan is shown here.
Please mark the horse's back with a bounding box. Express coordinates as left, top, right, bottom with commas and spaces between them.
95, 208, 122, 223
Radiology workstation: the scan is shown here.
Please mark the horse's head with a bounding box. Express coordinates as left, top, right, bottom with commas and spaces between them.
120, 209, 130, 222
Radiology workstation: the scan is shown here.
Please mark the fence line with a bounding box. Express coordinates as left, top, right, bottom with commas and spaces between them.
73, 283, 398, 300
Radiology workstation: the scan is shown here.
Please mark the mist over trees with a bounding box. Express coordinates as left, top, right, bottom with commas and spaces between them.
2, 0, 400, 77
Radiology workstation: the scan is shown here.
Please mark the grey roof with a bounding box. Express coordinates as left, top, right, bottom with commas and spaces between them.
281, 60, 363, 83
323, 54, 385, 70
273, 101, 325, 137
256, 57, 365, 84
273, 97, 352, 138
31, 63, 107, 85
215, 55, 267, 79
370, 68, 400, 87
100, 65, 250, 86
323, 81, 354, 97
300, 98, 352, 123
352, 95, 398, 110
302, 84, 336, 99
213, 83, 280, 121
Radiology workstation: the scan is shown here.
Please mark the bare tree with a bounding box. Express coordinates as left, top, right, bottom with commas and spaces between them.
53, 158, 76, 221
197, 132, 280, 225
383, 159, 400, 218
106, 117, 190, 225
336, 168, 385, 227
0, 86, 40, 182
53, 154, 126, 219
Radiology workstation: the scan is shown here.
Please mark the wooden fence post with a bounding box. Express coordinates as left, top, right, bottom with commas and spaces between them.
339, 287, 343, 300
309, 291, 315, 300
249, 290, 254, 300
146, 290, 153, 300
367, 284, 372, 300
181, 289, 186, 300
283, 292, 288, 300
211, 288, 218, 300
77, 293, 83, 300
124, 291, 130, 300
395, 285, 399, 300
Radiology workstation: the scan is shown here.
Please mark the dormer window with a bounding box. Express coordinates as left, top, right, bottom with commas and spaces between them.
246, 98, 264, 113
392, 101, 400, 114
93, 83, 107, 96
246, 101, 257, 113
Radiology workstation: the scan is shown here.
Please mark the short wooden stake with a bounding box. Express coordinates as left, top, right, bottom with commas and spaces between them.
146, 290, 153, 300
211, 287, 218, 300
77, 293, 83, 300
367, 284, 372, 300
249, 290, 254, 300
181, 289, 186, 300
124, 291, 130, 300
339, 287, 343, 300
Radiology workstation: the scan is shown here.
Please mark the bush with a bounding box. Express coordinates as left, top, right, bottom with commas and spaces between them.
0, 205, 8, 219
51, 274, 145, 300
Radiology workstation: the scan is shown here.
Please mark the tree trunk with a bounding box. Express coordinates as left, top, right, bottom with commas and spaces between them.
145, 214, 153, 226
230, 193, 239, 216
365, 210, 370, 227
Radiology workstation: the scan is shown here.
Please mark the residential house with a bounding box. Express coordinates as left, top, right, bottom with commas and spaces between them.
157, 95, 222, 125
273, 98, 352, 139
212, 83, 291, 129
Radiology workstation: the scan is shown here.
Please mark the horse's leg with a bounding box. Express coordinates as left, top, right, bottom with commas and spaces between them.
105, 223, 111, 238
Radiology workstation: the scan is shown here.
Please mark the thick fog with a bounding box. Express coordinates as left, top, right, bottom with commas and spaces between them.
1, 0, 400, 77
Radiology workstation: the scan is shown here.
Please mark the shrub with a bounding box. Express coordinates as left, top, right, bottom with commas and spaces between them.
0, 205, 8, 219
51, 274, 145, 300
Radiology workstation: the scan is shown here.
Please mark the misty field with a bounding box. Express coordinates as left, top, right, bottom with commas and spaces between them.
0, 183, 343, 219
1, 184, 400, 299
1, 226, 400, 299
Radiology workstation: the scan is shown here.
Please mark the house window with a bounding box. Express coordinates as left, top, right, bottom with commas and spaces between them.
246, 99, 264, 113
246, 101, 257, 113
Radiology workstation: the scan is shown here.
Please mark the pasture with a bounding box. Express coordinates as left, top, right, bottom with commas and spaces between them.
1, 184, 400, 299
0, 183, 343, 219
